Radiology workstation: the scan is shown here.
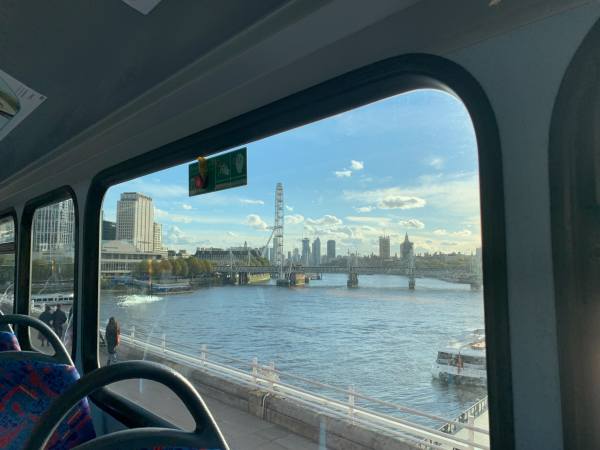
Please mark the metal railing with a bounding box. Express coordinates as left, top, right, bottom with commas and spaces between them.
113, 325, 489, 450
440, 397, 488, 435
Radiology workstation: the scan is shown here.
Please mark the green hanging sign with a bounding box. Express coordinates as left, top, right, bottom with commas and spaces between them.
189, 147, 247, 196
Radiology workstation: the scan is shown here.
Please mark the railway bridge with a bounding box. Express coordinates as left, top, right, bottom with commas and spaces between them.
214, 262, 482, 290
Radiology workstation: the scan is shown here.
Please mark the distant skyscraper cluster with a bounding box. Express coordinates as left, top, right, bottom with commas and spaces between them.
32, 199, 75, 256
301, 238, 310, 265
312, 237, 321, 266
327, 240, 335, 261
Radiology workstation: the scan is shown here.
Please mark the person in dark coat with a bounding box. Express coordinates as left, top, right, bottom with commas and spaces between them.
52, 304, 67, 339
38, 305, 53, 347
105, 317, 120, 365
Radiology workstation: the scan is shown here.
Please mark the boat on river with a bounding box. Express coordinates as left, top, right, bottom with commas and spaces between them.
431, 329, 486, 386
31, 292, 74, 309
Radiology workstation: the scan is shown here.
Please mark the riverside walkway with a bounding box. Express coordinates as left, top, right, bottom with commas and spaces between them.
109, 379, 314, 450
101, 329, 490, 450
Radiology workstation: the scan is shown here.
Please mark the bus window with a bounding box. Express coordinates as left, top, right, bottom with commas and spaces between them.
98, 89, 489, 448
0, 216, 15, 314
30, 199, 75, 354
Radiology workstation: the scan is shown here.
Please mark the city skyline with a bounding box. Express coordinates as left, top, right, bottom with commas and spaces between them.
101, 89, 481, 255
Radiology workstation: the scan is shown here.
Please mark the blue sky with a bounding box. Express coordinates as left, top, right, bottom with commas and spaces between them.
102, 89, 481, 255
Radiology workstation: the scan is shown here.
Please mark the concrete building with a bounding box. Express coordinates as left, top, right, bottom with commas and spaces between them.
153, 222, 162, 251
116, 192, 154, 252
32, 199, 75, 256
327, 240, 336, 262
301, 238, 310, 266
312, 238, 321, 266
102, 220, 117, 240
292, 247, 299, 263
100, 240, 164, 276
379, 235, 390, 259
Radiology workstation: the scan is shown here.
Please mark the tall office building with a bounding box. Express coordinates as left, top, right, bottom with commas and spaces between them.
293, 247, 300, 263
153, 222, 162, 251
102, 220, 116, 240
312, 237, 321, 266
301, 238, 310, 265
327, 240, 336, 262
116, 192, 154, 252
32, 199, 75, 255
379, 235, 391, 259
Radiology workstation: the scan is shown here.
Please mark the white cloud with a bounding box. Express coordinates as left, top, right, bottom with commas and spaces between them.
346, 216, 390, 225
245, 214, 269, 231
164, 225, 209, 246
350, 160, 364, 171
285, 205, 294, 212
240, 199, 265, 205
399, 219, 425, 229
227, 231, 238, 237
429, 157, 444, 170
453, 229, 472, 237
306, 215, 343, 227
286, 214, 304, 225
335, 170, 352, 178
354, 206, 374, 213
433, 228, 471, 237
181, 203, 192, 210
154, 207, 238, 225
378, 196, 426, 210
343, 172, 479, 217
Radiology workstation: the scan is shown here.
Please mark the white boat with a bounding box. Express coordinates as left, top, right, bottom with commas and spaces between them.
431, 329, 487, 386
31, 292, 74, 308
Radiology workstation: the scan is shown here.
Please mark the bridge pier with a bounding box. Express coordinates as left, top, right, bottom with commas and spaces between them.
238, 272, 249, 285
408, 276, 415, 290
347, 272, 358, 288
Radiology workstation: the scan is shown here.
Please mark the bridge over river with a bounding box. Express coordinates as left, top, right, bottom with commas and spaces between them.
214, 263, 482, 290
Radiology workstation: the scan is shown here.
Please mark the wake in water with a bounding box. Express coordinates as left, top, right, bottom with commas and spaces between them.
117, 294, 163, 306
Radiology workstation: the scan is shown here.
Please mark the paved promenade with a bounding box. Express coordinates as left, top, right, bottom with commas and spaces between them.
110, 379, 317, 450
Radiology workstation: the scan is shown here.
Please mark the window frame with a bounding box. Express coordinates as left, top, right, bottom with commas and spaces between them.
0, 208, 18, 314
17, 186, 79, 358
81, 53, 513, 449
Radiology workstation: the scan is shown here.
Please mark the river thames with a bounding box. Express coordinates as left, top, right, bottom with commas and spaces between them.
100, 273, 487, 426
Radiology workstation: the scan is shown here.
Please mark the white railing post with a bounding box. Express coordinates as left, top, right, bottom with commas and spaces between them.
201, 344, 207, 366
161, 333, 166, 353
348, 385, 355, 420
131, 325, 135, 339
467, 414, 475, 450
252, 357, 258, 383
268, 361, 275, 390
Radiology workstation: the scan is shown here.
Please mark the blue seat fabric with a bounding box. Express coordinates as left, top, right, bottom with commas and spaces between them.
0, 332, 20, 352
0, 359, 96, 449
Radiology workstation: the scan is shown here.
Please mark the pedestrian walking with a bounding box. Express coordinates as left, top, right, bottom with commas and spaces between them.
52, 304, 67, 339
38, 305, 53, 347
105, 317, 120, 366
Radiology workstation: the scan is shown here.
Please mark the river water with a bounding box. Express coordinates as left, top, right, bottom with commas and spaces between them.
100, 274, 488, 426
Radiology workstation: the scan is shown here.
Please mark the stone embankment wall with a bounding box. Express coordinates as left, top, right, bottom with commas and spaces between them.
113, 341, 421, 450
